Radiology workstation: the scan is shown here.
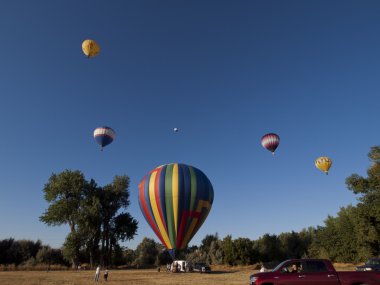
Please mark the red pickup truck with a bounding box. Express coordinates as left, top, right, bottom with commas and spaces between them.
249, 259, 380, 285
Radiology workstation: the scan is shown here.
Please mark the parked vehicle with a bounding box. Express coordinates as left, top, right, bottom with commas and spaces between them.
249, 259, 380, 285
171, 260, 193, 272
357, 258, 380, 271
193, 262, 211, 273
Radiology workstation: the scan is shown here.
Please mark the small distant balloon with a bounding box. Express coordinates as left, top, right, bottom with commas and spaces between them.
173, 128, 179, 133
315, 156, 332, 175
82, 39, 100, 58
261, 133, 280, 155
93, 126, 115, 151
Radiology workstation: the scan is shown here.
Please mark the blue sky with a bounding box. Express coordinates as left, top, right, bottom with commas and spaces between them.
1, 0, 380, 249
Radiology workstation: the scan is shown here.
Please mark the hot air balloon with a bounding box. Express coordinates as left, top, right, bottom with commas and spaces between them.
315, 156, 332, 175
82, 39, 100, 58
173, 128, 179, 133
138, 163, 214, 259
93, 126, 115, 151
261, 133, 280, 155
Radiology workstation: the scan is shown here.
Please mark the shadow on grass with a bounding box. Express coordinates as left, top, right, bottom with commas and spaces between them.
205, 270, 238, 274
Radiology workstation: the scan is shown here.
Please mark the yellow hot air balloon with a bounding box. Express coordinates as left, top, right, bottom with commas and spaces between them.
315, 156, 332, 175
82, 39, 100, 58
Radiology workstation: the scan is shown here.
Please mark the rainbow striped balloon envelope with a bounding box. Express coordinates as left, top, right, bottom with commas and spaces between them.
138, 163, 214, 258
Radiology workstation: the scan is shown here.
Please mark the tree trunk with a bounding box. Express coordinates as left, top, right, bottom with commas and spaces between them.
89, 251, 93, 269
69, 223, 78, 269
108, 242, 113, 268
101, 232, 105, 267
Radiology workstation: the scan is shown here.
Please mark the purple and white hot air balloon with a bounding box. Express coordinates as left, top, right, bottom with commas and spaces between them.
261, 133, 280, 155
93, 126, 116, 151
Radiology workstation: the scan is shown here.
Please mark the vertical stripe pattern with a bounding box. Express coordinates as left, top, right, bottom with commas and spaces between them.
261, 133, 280, 154
138, 163, 214, 251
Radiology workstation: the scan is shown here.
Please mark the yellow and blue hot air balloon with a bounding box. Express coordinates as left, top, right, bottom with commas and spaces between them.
93, 126, 115, 151
138, 163, 214, 259
315, 156, 332, 175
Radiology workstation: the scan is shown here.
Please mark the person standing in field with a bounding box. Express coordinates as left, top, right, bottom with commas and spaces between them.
104, 268, 109, 282
94, 265, 100, 282
260, 264, 267, 272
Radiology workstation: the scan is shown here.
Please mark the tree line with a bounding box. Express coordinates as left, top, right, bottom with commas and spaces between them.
1, 146, 378, 269
0, 239, 66, 267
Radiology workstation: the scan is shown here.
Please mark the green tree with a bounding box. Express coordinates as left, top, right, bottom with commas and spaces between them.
97, 176, 138, 267
186, 248, 208, 264
156, 246, 172, 266
208, 239, 223, 265
62, 231, 84, 266
134, 238, 159, 266
313, 208, 359, 262
198, 233, 220, 264
346, 146, 380, 258
123, 248, 136, 266
200, 233, 219, 253
40, 170, 87, 267
278, 231, 305, 259
233, 237, 255, 265
36, 246, 65, 265
40, 171, 138, 268
254, 234, 282, 263
0, 238, 14, 264
221, 235, 235, 265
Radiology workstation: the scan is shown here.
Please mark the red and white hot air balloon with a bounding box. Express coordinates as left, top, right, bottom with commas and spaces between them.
261, 133, 280, 155
93, 126, 116, 151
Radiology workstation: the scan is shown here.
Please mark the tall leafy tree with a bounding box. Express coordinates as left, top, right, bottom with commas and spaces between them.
314, 211, 356, 262
97, 175, 138, 266
254, 234, 282, 263
40, 171, 138, 268
200, 233, 219, 253
346, 146, 380, 258
298, 227, 316, 258
221, 235, 235, 265
134, 238, 159, 266
75, 179, 102, 268
208, 239, 223, 265
278, 231, 305, 259
0, 238, 14, 264
233, 237, 255, 265
40, 170, 87, 267
40, 170, 86, 232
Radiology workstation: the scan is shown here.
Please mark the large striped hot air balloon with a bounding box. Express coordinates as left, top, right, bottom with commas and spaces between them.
138, 163, 214, 259
261, 133, 280, 155
93, 126, 116, 150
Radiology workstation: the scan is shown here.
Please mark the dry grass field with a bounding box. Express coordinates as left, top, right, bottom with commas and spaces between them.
0, 266, 253, 285
0, 264, 358, 285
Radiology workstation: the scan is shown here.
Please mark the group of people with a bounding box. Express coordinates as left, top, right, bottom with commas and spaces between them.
259, 263, 302, 273
94, 266, 109, 282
